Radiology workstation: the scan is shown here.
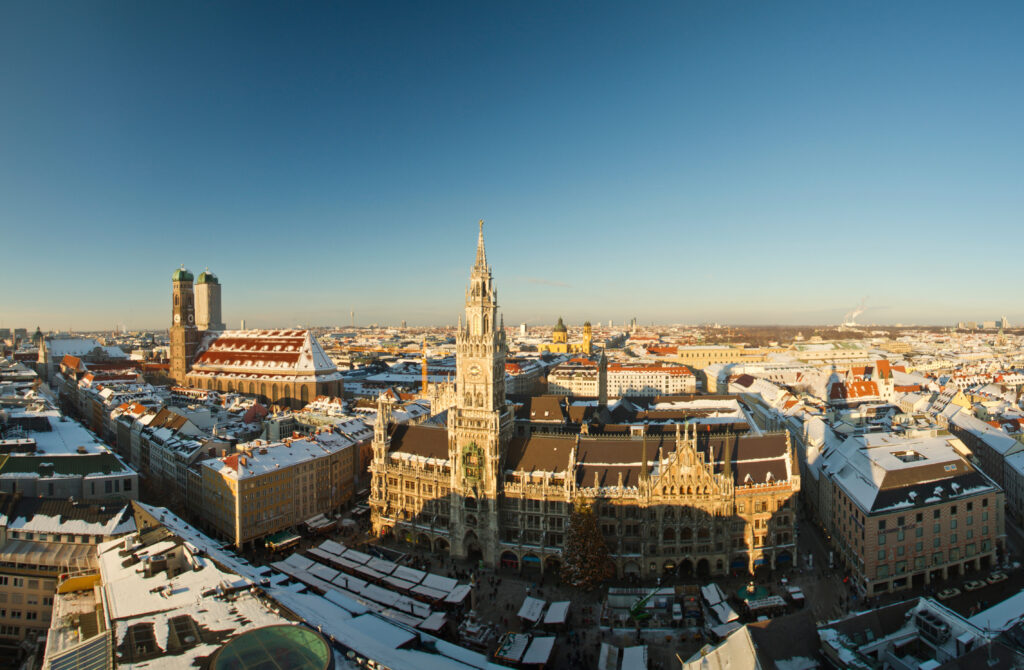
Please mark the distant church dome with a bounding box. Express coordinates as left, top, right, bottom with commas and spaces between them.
584, 321, 592, 328
172, 266, 194, 282
196, 270, 219, 284
553, 317, 567, 333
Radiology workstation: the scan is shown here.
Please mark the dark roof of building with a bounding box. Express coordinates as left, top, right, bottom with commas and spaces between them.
747, 610, 822, 669
514, 396, 567, 423
871, 469, 993, 513
0, 452, 129, 476
819, 599, 916, 646
389, 424, 449, 459
0, 492, 132, 527
506, 435, 573, 472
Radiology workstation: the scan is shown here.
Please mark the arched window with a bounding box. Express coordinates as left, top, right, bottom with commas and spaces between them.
260, 383, 267, 399
300, 385, 309, 404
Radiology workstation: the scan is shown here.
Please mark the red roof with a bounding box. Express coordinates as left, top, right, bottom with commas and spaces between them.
830, 380, 880, 401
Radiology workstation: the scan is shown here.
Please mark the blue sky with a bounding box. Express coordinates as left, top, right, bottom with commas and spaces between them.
2, 2, 1023, 330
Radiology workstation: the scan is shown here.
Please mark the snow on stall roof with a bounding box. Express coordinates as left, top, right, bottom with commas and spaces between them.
622, 645, 648, 669
268, 587, 504, 670
543, 601, 570, 625
522, 636, 556, 664
517, 596, 546, 623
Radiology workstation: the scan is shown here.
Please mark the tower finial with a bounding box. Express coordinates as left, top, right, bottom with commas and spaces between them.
475, 219, 487, 269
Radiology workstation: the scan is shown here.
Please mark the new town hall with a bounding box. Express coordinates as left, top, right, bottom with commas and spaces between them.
370, 224, 800, 579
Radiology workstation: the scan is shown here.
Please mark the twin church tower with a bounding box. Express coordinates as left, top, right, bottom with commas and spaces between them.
169, 267, 225, 381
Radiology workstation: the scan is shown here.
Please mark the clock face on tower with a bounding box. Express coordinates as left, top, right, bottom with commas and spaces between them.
468, 364, 482, 380
174, 314, 181, 324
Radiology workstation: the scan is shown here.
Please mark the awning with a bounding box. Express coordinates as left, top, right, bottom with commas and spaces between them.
730, 558, 746, 569
753, 558, 767, 566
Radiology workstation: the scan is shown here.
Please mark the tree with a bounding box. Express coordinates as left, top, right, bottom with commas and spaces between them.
561, 500, 614, 590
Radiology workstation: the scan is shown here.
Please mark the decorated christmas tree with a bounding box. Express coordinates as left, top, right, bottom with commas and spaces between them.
560, 500, 614, 590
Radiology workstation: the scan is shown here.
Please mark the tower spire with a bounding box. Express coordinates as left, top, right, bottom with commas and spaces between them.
475, 219, 487, 270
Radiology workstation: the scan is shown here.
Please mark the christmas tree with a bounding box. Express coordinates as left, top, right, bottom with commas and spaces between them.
560, 500, 614, 590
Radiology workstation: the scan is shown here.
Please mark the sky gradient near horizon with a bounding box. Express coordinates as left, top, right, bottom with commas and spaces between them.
2, 2, 1024, 331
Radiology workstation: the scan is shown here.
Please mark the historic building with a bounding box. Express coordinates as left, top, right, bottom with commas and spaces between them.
370, 224, 799, 578
194, 269, 226, 332
185, 329, 345, 408
169, 266, 201, 383
538, 317, 593, 355
167, 267, 343, 407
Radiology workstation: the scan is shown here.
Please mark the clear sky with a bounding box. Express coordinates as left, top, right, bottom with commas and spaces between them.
2, 2, 1023, 331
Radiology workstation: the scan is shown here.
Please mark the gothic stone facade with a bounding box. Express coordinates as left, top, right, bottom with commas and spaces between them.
369, 224, 800, 578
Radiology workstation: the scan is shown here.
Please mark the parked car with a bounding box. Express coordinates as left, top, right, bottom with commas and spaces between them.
986, 571, 1008, 585
937, 587, 961, 601
963, 580, 987, 591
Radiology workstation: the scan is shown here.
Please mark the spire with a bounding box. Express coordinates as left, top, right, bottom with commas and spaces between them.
475, 219, 487, 270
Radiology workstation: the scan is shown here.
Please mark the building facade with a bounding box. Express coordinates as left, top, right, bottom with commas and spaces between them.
370, 224, 799, 578
200, 433, 354, 548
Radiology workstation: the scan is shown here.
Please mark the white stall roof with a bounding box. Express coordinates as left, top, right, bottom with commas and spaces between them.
444, 584, 472, 604
324, 589, 368, 615
423, 573, 459, 592
368, 557, 397, 574
342, 548, 372, 564
413, 585, 449, 601
335, 556, 364, 570
383, 576, 417, 592
393, 565, 427, 584
418, 611, 448, 632
622, 645, 648, 669
362, 584, 401, 607
543, 601, 570, 625
701, 583, 726, 606
517, 596, 546, 623
354, 564, 385, 580
283, 553, 315, 571
346, 612, 419, 648
308, 562, 340, 583
522, 636, 556, 665
713, 602, 740, 623
318, 539, 346, 554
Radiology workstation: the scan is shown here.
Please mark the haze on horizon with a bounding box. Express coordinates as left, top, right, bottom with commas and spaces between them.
2, 2, 1023, 331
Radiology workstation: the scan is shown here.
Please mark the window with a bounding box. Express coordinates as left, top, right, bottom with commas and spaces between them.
934, 509, 941, 519
124, 479, 132, 492
915, 527, 923, 538
878, 520, 886, 530
950, 519, 957, 530
878, 534, 886, 546
877, 550, 886, 560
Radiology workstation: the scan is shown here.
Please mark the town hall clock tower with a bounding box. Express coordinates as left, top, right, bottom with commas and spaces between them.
447, 221, 512, 563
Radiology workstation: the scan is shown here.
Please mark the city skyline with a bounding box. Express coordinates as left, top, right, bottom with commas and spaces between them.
4, 3, 1024, 329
